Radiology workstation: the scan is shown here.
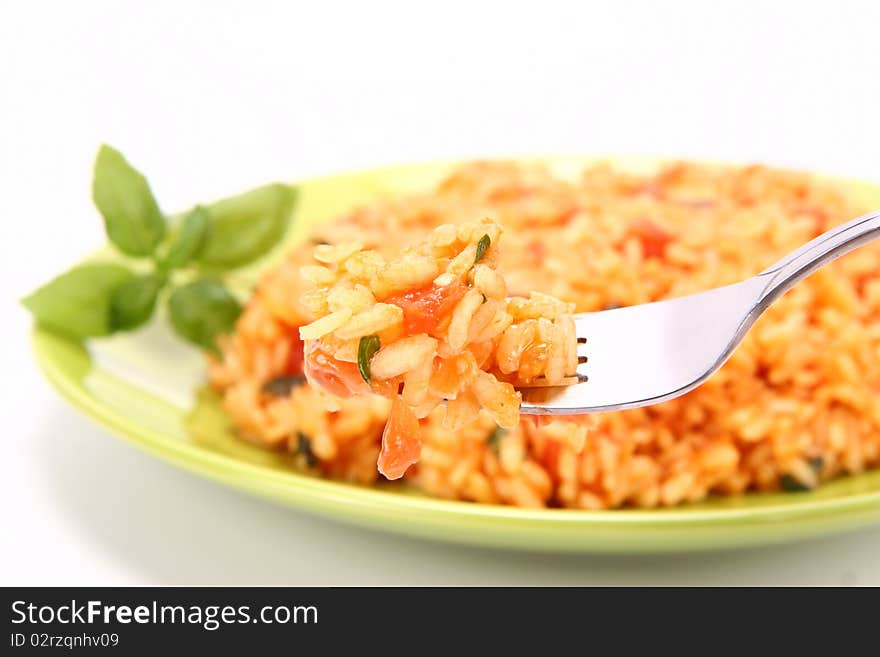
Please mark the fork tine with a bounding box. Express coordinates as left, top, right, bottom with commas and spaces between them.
518, 276, 769, 414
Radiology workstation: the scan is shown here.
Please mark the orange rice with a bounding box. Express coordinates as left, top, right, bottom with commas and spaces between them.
295, 219, 577, 478
209, 160, 880, 509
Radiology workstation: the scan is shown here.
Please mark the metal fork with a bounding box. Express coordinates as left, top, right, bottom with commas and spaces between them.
518, 208, 880, 416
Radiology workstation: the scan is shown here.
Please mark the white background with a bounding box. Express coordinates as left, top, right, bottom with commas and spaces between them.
2, 0, 879, 585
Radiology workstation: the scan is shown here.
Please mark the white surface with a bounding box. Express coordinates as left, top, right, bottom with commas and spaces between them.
2, 0, 880, 585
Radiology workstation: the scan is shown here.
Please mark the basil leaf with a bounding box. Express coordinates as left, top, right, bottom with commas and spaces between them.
167, 278, 242, 354
109, 273, 165, 331
486, 427, 507, 455
197, 183, 297, 269
162, 206, 211, 270
474, 234, 491, 263
22, 263, 135, 339
357, 334, 381, 383
92, 145, 166, 256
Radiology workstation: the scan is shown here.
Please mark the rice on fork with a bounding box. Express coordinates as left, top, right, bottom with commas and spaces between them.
298, 219, 579, 479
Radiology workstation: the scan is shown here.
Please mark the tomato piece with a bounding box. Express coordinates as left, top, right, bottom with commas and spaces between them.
303, 340, 367, 398
628, 182, 664, 199
377, 398, 422, 480
526, 240, 546, 265
628, 218, 673, 259
539, 438, 563, 482
386, 281, 467, 336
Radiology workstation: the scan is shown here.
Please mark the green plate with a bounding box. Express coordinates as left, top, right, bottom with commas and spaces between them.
30, 157, 880, 553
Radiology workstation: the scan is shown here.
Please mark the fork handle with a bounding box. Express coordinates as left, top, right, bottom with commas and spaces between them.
757, 208, 880, 306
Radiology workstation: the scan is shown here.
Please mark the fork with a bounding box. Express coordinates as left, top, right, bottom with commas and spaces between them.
518, 208, 880, 416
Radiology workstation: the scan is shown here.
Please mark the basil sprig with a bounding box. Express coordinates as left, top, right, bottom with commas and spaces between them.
23, 144, 297, 353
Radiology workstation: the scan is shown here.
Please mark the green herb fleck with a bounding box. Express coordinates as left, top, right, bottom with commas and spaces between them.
262, 374, 306, 397
296, 432, 317, 467
474, 234, 491, 264
358, 334, 381, 383
486, 427, 508, 455
780, 474, 813, 492
167, 278, 242, 354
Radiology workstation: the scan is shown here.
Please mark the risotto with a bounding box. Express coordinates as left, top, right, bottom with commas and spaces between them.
209, 160, 880, 509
